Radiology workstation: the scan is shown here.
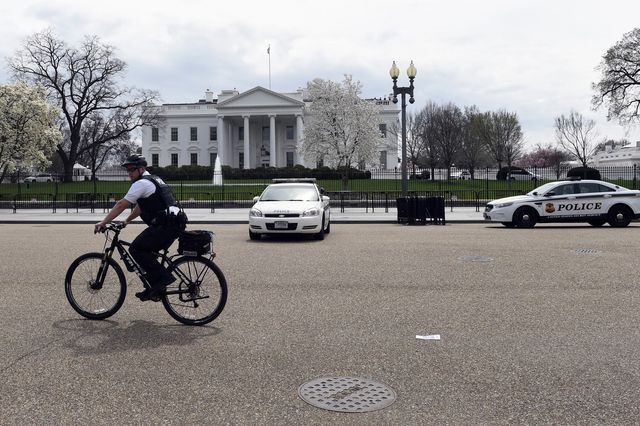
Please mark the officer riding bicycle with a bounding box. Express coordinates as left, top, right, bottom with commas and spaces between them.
94, 154, 187, 302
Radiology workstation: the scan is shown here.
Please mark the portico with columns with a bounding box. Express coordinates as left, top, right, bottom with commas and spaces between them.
215, 87, 306, 169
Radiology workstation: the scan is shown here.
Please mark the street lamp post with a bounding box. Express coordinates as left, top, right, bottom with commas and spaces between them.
389, 60, 417, 197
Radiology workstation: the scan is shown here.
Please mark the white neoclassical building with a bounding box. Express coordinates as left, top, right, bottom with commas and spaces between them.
141, 86, 400, 170
589, 141, 640, 167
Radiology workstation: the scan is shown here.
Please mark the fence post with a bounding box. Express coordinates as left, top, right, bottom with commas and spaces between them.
485, 167, 490, 201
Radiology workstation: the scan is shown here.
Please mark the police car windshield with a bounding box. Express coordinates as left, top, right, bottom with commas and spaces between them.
527, 182, 558, 196
260, 185, 319, 201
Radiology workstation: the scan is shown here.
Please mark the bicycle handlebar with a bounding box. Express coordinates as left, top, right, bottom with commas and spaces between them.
108, 222, 126, 232
95, 221, 125, 234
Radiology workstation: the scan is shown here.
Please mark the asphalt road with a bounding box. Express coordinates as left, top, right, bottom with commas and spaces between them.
1, 222, 639, 425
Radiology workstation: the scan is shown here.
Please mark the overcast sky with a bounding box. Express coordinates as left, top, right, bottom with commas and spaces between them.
1, 0, 639, 149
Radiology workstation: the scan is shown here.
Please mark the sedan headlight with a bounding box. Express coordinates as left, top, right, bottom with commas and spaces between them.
495, 202, 513, 208
249, 208, 263, 217
302, 207, 321, 217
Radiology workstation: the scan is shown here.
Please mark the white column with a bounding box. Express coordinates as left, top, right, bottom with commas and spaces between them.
217, 116, 225, 165
243, 115, 251, 169
295, 114, 304, 166
269, 115, 276, 167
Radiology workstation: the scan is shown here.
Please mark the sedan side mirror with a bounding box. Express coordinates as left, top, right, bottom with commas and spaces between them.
545, 191, 555, 196
252, 196, 260, 203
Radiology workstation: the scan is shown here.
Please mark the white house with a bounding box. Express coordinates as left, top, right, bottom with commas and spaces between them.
589, 141, 640, 167
141, 86, 400, 170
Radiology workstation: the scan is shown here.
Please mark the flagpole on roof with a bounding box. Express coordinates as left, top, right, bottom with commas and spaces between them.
267, 44, 271, 90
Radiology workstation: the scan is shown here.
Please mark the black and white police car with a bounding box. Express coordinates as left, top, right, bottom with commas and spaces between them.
484, 179, 640, 228
249, 178, 331, 240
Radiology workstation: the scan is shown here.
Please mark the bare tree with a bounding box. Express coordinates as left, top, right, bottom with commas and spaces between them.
431, 103, 464, 178
8, 29, 161, 182
592, 28, 640, 125
474, 111, 504, 169
77, 112, 135, 179
459, 105, 486, 178
415, 101, 441, 179
498, 110, 525, 169
554, 110, 598, 168
474, 109, 523, 170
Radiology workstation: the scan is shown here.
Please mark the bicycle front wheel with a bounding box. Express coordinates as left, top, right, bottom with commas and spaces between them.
162, 256, 227, 326
65, 253, 127, 320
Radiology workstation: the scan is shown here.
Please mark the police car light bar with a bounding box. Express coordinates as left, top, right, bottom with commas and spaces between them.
272, 178, 317, 183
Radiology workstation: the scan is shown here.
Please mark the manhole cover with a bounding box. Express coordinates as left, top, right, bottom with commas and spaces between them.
298, 376, 396, 413
575, 248, 599, 254
460, 255, 493, 262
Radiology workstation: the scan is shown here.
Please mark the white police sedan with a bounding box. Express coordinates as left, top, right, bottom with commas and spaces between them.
484, 179, 640, 228
249, 179, 330, 240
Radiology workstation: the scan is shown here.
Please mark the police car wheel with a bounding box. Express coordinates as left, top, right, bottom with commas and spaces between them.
513, 207, 538, 228
607, 205, 632, 228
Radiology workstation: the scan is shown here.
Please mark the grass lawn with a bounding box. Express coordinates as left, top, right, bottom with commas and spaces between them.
0, 178, 547, 201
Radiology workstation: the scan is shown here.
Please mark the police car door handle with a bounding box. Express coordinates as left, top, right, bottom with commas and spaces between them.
603, 194, 612, 198
567, 196, 576, 200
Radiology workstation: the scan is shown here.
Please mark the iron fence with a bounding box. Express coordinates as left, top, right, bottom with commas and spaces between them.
2, 165, 639, 213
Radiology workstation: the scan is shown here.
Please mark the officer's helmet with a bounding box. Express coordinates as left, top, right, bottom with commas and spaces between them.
121, 154, 147, 168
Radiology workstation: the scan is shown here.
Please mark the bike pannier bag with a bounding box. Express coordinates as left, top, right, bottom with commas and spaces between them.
178, 230, 213, 256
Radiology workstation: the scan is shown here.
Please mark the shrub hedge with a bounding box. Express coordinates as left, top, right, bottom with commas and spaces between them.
149, 165, 371, 181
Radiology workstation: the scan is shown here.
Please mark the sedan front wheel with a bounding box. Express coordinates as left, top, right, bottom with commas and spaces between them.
513, 207, 538, 228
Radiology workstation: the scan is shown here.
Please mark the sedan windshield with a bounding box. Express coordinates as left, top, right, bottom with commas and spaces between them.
260, 185, 319, 201
527, 182, 557, 196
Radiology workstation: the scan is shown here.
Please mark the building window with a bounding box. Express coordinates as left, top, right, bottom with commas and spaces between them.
171, 153, 178, 166
239, 126, 244, 141
190, 153, 198, 165
210, 127, 217, 141
286, 152, 294, 167
262, 126, 269, 142
210, 152, 217, 166
171, 127, 178, 142
379, 124, 387, 138
239, 152, 244, 169
190, 127, 198, 141
151, 153, 159, 167
286, 126, 294, 140
151, 127, 159, 142
379, 151, 387, 169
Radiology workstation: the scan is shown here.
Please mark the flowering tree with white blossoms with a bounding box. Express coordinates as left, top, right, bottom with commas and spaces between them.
0, 82, 61, 183
301, 75, 380, 189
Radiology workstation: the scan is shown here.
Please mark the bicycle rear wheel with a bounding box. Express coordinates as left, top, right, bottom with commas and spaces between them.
162, 256, 227, 326
65, 253, 127, 320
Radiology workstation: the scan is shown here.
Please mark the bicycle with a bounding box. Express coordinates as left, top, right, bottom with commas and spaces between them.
64, 222, 228, 326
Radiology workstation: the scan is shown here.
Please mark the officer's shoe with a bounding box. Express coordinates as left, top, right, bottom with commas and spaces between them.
135, 288, 163, 302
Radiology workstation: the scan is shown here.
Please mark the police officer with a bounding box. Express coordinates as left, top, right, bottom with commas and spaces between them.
95, 155, 187, 301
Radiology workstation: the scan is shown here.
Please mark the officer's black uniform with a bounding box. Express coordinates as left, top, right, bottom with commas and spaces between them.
130, 175, 186, 295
